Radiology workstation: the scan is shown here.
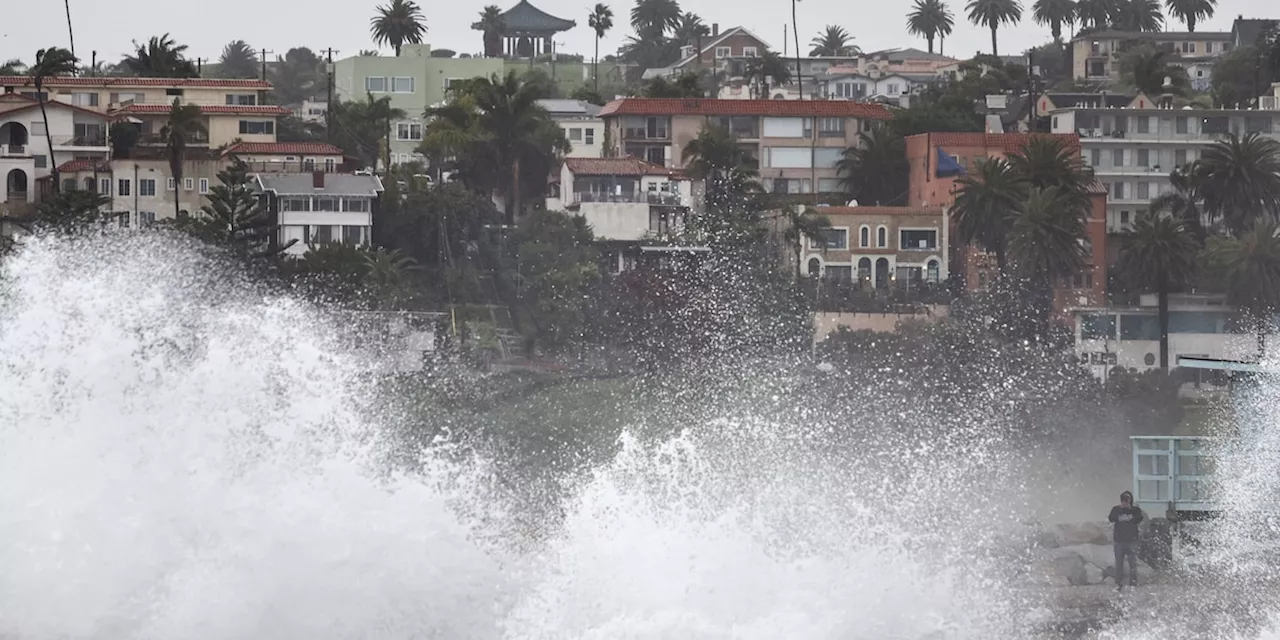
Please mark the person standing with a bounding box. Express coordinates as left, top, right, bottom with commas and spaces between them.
1109, 490, 1145, 590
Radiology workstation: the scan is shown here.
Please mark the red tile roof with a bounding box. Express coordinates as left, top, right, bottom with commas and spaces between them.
597, 98, 893, 119
1086, 180, 1109, 196
1, 76, 272, 89
0, 93, 107, 119
223, 142, 345, 156
564, 156, 686, 177
916, 132, 1081, 154
111, 103, 291, 116
56, 159, 112, 173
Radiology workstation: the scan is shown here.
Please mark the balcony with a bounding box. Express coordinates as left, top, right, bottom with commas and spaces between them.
136, 132, 211, 146
51, 134, 108, 148
574, 191, 686, 205
0, 144, 26, 157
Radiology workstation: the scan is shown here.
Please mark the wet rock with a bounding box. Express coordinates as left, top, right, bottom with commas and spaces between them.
1053, 553, 1089, 585
1045, 522, 1111, 547
1083, 562, 1105, 585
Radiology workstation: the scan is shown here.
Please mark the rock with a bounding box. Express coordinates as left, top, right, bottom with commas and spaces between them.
1052, 553, 1089, 586
1045, 522, 1111, 547
1083, 562, 1105, 585
1053, 543, 1116, 570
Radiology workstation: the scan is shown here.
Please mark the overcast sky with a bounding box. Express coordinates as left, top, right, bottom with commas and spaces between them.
2, 0, 1276, 69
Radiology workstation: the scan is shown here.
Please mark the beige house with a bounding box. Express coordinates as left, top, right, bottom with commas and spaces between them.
798, 205, 948, 288
597, 98, 892, 194
223, 142, 347, 173
55, 148, 225, 226
111, 102, 292, 148
0, 76, 272, 112
1069, 30, 1231, 84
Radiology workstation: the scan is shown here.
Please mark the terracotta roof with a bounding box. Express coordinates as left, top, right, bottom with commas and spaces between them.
0, 75, 272, 89
564, 156, 684, 177
597, 98, 893, 119
223, 142, 344, 156
815, 205, 945, 216
0, 93, 108, 119
111, 104, 291, 116
919, 132, 1081, 154
56, 159, 112, 173
1086, 180, 1109, 196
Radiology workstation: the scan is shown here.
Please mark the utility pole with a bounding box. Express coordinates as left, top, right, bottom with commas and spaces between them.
90, 51, 97, 77
1027, 50, 1036, 132
195, 57, 207, 77
259, 49, 274, 82
319, 48, 339, 141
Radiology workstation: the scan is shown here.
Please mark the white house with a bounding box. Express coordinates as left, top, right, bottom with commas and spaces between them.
255, 172, 384, 256
223, 141, 347, 173
1, 92, 109, 216
537, 99, 604, 158
816, 73, 920, 101
1072, 294, 1259, 378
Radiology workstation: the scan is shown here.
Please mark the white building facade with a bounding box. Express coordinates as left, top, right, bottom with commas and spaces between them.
256, 172, 384, 256
1, 93, 109, 216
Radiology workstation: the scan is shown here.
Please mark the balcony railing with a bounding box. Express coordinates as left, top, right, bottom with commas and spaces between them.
574, 191, 686, 205
623, 127, 669, 140
240, 160, 356, 174
4, 190, 28, 204
51, 134, 108, 147
136, 132, 211, 145
0, 144, 26, 156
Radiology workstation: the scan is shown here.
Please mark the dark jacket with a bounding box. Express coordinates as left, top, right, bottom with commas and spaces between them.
1109, 505, 1145, 543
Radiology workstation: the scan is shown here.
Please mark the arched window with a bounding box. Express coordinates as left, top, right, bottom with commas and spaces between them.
876, 226, 888, 248
807, 257, 822, 277
857, 258, 872, 282
874, 257, 890, 288
859, 225, 870, 247
926, 260, 940, 284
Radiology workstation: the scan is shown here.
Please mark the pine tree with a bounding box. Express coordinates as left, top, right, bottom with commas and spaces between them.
174, 159, 294, 257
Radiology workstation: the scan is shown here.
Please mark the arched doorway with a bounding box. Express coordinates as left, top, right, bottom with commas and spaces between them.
807, 257, 821, 277
5, 168, 28, 202
0, 122, 29, 152
874, 257, 890, 289
926, 259, 940, 284
857, 257, 871, 284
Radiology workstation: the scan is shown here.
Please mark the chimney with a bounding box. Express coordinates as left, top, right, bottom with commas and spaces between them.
312, 170, 325, 189
712, 23, 719, 37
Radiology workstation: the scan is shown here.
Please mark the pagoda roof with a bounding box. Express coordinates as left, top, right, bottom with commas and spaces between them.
498, 0, 575, 33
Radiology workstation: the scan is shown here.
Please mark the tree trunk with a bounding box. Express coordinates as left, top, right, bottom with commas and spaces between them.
593, 37, 600, 92
940, 34, 945, 56
990, 25, 999, 57
510, 156, 521, 226
39, 92, 59, 194
927, 35, 935, 54
1157, 283, 1169, 370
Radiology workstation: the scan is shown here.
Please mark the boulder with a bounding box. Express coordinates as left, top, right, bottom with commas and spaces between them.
1083, 562, 1105, 585
1053, 543, 1117, 570
1052, 553, 1089, 586
1045, 522, 1111, 547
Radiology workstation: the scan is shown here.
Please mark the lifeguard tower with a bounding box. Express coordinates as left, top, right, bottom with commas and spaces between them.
1130, 355, 1269, 561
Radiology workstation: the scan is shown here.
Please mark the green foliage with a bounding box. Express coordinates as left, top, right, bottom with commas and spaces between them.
120, 34, 198, 78
31, 190, 112, 233
329, 93, 405, 169
965, 0, 1023, 56
1117, 44, 1190, 96
1210, 46, 1267, 108
810, 25, 860, 56
217, 40, 259, 79
504, 210, 600, 351
270, 47, 327, 105
168, 159, 287, 258
370, 0, 428, 56
905, 1, 955, 53
835, 125, 908, 206
639, 72, 705, 98
109, 123, 139, 159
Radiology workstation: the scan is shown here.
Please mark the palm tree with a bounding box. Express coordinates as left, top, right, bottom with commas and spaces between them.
745, 51, 793, 98
682, 124, 757, 207
1112, 0, 1164, 31
966, 0, 1023, 56
474, 6, 506, 58
834, 126, 909, 206
121, 34, 198, 77
1119, 46, 1189, 96
809, 25, 855, 56
218, 40, 259, 79
630, 0, 681, 38
0, 59, 25, 75
952, 157, 1027, 269
588, 4, 614, 92
1194, 133, 1280, 235
1165, 0, 1215, 31
370, 0, 427, 56
1118, 212, 1200, 369
32, 47, 78, 195
161, 98, 206, 221
364, 247, 422, 309
1033, 0, 1077, 41
1151, 164, 1203, 235
1006, 136, 1092, 209
906, 0, 955, 54
672, 12, 710, 47
1212, 220, 1280, 352
1007, 186, 1088, 336
1075, 0, 1115, 30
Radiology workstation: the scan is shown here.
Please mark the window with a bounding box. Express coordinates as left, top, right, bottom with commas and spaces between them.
1113, 182, 1126, 199
313, 225, 333, 244
70, 92, 99, 106
239, 120, 275, 135
225, 94, 258, 105
61, 178, 76, 192
1090, 148, 1101, 166
568, 127, 582, 141
1137, 148, 1149, 166
139, 179, 156, 196
165, 88, 184, 97
1120, 314, 1160, 340
166, 177, 176, 191
1201, 116, 1229, 134
343, 226, 368, 246
926, 260, 940, 283
1138, 182, 1150, 199
325, 158, 336, 172
1081, 313, 1116, 340
886, 83, 899, 95
1112, 149, 1124, 166
1176, 117, 1189, 134
396, 122, 423, 140
765, 147, 813, 168
1136, 117, 1149, 134
365, 76, 388, 92
34, 155, 47, 169
118, 178, 131, 196
1120, 210, 1131, 226
715, 46, 731, 58
809, 228, 848, 250
876, 226, 887, 248
813, 147, 842, 168
391, 77, 415, 93
1205, 42, 1214, 54
818, 178, 842, 192
198, 178, 209, 194
742, 46, 759, 57
859, 226, 871, 247
584, 128, 594, 145
1181, 42, 1196, 54
139, 211, 156, 227
342, 197, 370, 212
281, 197, 311, 211
1246, 117, 1274, 134
184, 177, 194, 191
817, 117, 845, 137
314, 196, 340, 212
118, 212, 130, 228
900, 229, 938, 250
1175, 149, 1188, 166
824, 266, 853, 282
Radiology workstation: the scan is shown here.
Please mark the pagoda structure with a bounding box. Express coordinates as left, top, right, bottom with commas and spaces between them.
483, 0, 576, 58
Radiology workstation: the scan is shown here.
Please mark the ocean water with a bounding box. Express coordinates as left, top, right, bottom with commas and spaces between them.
0, 232, 1274, 639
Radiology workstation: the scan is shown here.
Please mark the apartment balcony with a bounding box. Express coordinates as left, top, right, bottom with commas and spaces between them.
51, 134, 109, 149
574, 191, 686, 205
136, 132, 211, 146
0, 144, 26, 157
622, 126, 670, 141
